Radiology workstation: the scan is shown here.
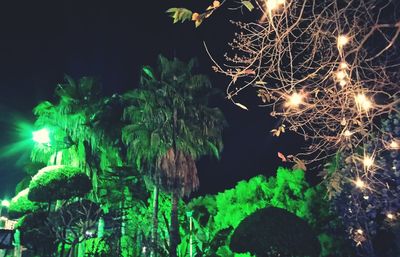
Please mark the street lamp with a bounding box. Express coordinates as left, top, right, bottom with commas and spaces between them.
32, 128, 51, 145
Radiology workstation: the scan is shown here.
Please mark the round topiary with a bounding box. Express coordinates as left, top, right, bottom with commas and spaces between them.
28, 165, 91, 202
8, 188, 44, 219
230, 207, 321, 257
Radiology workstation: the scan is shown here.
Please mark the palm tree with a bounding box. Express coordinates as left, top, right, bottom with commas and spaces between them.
122, 55, 226, 256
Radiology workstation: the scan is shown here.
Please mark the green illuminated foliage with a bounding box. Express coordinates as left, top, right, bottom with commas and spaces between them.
84, 238, 111, 257
8, 188, 44, 219
28, 165, 91, 202
230, 207, 321, 257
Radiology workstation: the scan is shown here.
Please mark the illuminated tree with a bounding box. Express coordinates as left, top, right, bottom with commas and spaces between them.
324, 106, 400, 256
122, 55, 226, 256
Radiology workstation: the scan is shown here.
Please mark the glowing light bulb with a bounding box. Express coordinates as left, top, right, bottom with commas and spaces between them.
286, 92, 304, 108
1, 200, 10, 207
340, 62, 349, 69
336, 70, 347, 80
32, 128, 51, 144
387, 213, 395, 220
339, 80, 347, 87
363, 155, 374, 169
344, 130, 353, 137
355, 178, 366, 189
337, 35, 349, 48
389, 140, 400, 150
354, 94, 373, 111
266, 0, 285, 10
356, 229, 364, 235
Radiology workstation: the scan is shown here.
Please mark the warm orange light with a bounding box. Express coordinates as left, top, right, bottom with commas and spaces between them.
389, 140, 400, 150
286, 92, 304, 108
355, 178, 366, 189
355, 94, 373, 111
337, 35, 350, 48
266, 0, 285, 10
387, 213, 395, 220
363, 155, 374, 169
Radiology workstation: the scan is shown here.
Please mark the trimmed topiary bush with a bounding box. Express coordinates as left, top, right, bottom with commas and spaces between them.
28, 165, 91, 202
8, 188, 43, 219
230, 207, 321, 257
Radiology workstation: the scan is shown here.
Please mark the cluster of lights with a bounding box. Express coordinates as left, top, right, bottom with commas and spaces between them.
218, 1, 400, 249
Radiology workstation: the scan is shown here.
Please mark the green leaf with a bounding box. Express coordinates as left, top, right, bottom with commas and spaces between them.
242, 1, 255, 11
208, 142, 220, 159
142, 66, 156, 80
166, 8, 193, 23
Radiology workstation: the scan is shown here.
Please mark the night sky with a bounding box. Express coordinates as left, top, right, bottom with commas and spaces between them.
0, 1, 304, 199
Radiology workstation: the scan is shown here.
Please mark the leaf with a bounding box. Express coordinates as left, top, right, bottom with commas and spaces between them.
208, 142, 220, 159
142, 66, 156, 80
277, 152, 287, 162
234, 102, 249, 110
242, 1, 255, 11
166, 8, 193, 23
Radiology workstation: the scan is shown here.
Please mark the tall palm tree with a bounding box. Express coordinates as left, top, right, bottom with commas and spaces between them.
122, 55, 226, 256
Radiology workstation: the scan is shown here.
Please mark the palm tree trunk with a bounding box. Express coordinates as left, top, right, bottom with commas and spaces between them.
169, 191, 180, 257
151, 186, 159, 257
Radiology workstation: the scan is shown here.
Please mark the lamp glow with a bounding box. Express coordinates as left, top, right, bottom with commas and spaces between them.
1, 200, 10, 208
32, 128, 51, 144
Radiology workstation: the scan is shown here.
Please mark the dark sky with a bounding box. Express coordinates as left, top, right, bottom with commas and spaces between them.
0, 1, 304, 199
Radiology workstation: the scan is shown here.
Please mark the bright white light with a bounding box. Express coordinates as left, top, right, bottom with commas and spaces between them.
389, 140, 400, 150
354, 94, 373, 111
355, 178, 366, 189
339, 80, 347, 87
363, 155, 374, 169
32, 128, 51, 144
336, 70, 347, 80
356, 229, 364, 235
286, 92, 304, 108
340, 62, 349, 69
343, 130, 353, 137
337, 35, 349, 48
1, 200, 10, 208
266, 0, 285, 10
387, 213, 395, 220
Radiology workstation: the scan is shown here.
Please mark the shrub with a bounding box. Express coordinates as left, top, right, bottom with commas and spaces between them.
8, 188, 43, 219
28, 165, 91, 202
230, 207, 321, 257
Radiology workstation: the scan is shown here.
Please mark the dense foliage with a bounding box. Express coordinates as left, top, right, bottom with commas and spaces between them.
230, 207, 321, 257
28, 165, 91, 202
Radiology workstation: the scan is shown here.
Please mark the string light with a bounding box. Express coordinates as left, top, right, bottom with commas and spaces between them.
337, 35, 350, 49
389, 140, 400, 150
363, 155, 374, 169
285, 92, 304, 108
343, 130, 353, 137
354, 178, 366, 189
387, 213, 395, 220
354, 94, 373, 111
